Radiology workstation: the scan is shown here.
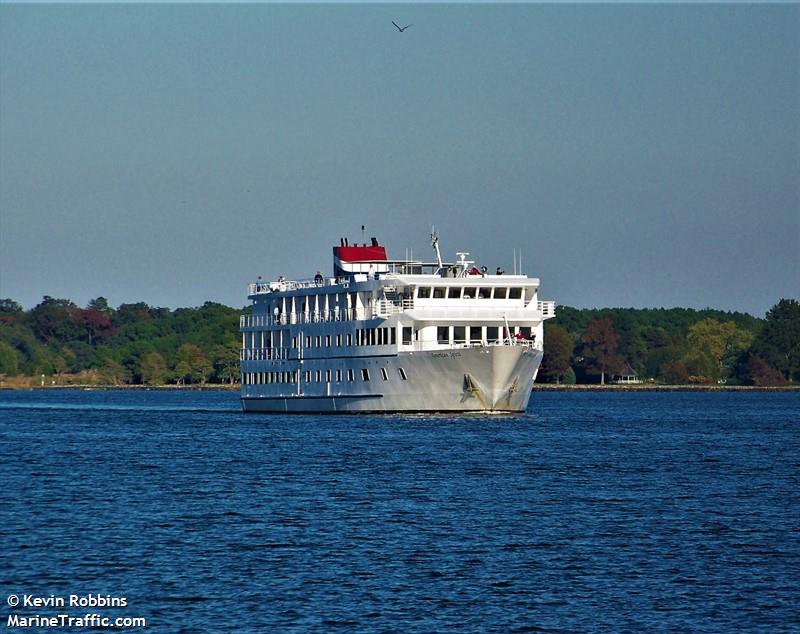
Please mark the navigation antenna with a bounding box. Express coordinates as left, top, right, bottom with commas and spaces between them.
431, 226, 443, 271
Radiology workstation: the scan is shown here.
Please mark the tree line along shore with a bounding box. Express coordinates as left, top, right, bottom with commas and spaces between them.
0, 297, 797, 389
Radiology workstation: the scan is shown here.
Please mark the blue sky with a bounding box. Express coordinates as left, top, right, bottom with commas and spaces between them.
1, 4, 797, 316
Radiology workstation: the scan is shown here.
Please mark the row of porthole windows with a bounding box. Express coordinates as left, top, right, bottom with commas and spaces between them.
242, 367, 409, 385
416, 287, 524, 300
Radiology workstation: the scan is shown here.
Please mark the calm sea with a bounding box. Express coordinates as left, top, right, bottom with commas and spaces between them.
0, 389, 798, 632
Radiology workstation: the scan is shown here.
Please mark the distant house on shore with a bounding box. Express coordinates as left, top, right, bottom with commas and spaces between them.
612, 363, 642, 385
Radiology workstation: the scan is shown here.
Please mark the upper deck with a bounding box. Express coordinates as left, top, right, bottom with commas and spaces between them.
243, 234, 555, 326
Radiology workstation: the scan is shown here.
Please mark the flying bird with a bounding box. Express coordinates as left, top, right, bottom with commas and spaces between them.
392, 21, 413, 32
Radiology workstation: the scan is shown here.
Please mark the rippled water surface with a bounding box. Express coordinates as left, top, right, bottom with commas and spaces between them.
1, 389, 798, 632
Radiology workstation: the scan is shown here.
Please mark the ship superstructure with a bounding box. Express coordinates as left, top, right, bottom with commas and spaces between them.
240, 233, 555, 413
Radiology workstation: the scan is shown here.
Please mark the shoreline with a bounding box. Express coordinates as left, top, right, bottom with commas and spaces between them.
0, 383, 239, 391
1, 383, 796, 392
532, 384, 799, 392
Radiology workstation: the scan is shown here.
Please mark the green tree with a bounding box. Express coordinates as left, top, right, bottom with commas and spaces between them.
540, 323, 574, 384
580, 318, 625, 384
212, 343, 240, 384
172, 361, 192, 386
88, 297, 112, 314
752, 299, 800, 381
173, 343, 211, 385
0, 297, 23, 319
139, 352, 168, 386
0, 341, 19, 375
99, 358, 131, 386
686, 319, 754, 381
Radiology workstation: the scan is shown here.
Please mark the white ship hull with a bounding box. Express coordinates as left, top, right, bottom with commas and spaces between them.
241, 345, 541, 413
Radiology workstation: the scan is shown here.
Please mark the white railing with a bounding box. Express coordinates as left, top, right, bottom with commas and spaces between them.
373, 298, 415, 317
538, 300, 556, 317
241, 311, 361, 328
242, 303, 554, 329
403, 339, 538, 352
248, 277, 351, 296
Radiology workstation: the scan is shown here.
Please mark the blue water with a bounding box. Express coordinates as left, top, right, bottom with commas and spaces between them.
1, 389, 798, 632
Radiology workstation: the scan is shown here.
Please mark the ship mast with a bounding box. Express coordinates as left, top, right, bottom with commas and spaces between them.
431, 227, 443, 271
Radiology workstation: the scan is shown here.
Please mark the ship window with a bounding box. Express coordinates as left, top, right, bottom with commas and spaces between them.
433, 287, 445, 299
347, 368, 355, 382
336, 334, 341, 346
495, 288, 507, 300
453, 326, 466, 344
391, 329, 396, 345
325, 335, 331, 347
463, 287, 475, 299
398, 368, 408, 380
520, 327, 532, 339
417, 287, 431, 298
370, 329, 376, 346
361, 368, 370, 382
509, 287, 523, 299
315, 370, 321, 382
380, 368, 388, 381
437, 326, 449, 344
292, 337, 297, 349
315, 336, 322, 347
336, 369, 342, 382
479, 287, 491, 299
470, 326, 482, 343
487, 326, 499, 342
402, 327, 413, 345
326, 369, 332, 382
304, 371, 310, 382
305, 336, 311, 348
448, 287, 461, 299
347, 334, 353, 346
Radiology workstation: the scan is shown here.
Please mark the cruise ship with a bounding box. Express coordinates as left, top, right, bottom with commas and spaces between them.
240, 233, 555, 413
